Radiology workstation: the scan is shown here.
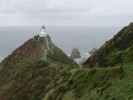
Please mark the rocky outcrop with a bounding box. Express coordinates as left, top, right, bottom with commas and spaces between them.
70, 48, 81, 59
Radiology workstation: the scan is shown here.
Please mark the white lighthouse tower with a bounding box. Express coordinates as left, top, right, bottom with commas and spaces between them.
39, 26, 49, 37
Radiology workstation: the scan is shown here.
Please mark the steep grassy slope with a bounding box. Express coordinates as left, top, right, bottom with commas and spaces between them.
41, 63, 133, 100
60, 63, 133, 100
44, 23, 133, 100
41, 65, 123, 100
0, 35, 77, 100
84, 23, 133, 67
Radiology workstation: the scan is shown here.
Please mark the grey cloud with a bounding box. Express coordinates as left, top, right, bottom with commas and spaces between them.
0, 0, 132, 26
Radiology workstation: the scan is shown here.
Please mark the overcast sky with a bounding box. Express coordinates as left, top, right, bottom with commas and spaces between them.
0, 0, 133, 26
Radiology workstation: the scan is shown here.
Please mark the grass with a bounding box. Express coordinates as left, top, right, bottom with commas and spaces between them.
104, 63, 133, 100
59, 66, 123, 100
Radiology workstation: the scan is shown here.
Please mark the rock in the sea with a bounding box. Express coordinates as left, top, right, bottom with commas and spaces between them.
70, 48, 81, 59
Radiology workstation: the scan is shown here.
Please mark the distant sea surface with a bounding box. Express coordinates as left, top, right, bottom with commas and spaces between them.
0, 26, 121, 60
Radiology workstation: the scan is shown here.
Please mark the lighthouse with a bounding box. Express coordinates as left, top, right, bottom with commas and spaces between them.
37, 26, 50, 61
39, 26, 49, 37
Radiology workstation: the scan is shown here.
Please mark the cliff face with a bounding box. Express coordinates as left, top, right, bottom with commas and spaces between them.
0, 35, 76, 100
84, 23, 133, 67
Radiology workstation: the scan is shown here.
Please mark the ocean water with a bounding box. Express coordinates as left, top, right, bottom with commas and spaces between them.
0, 26, 121, 60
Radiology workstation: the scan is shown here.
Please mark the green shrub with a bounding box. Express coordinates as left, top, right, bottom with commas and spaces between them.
124, 46, 133, 62
31, 96, 40, 100
37, 59, 50, 67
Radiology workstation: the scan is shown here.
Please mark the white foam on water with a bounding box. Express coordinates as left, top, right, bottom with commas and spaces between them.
0, 57, 4, 63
